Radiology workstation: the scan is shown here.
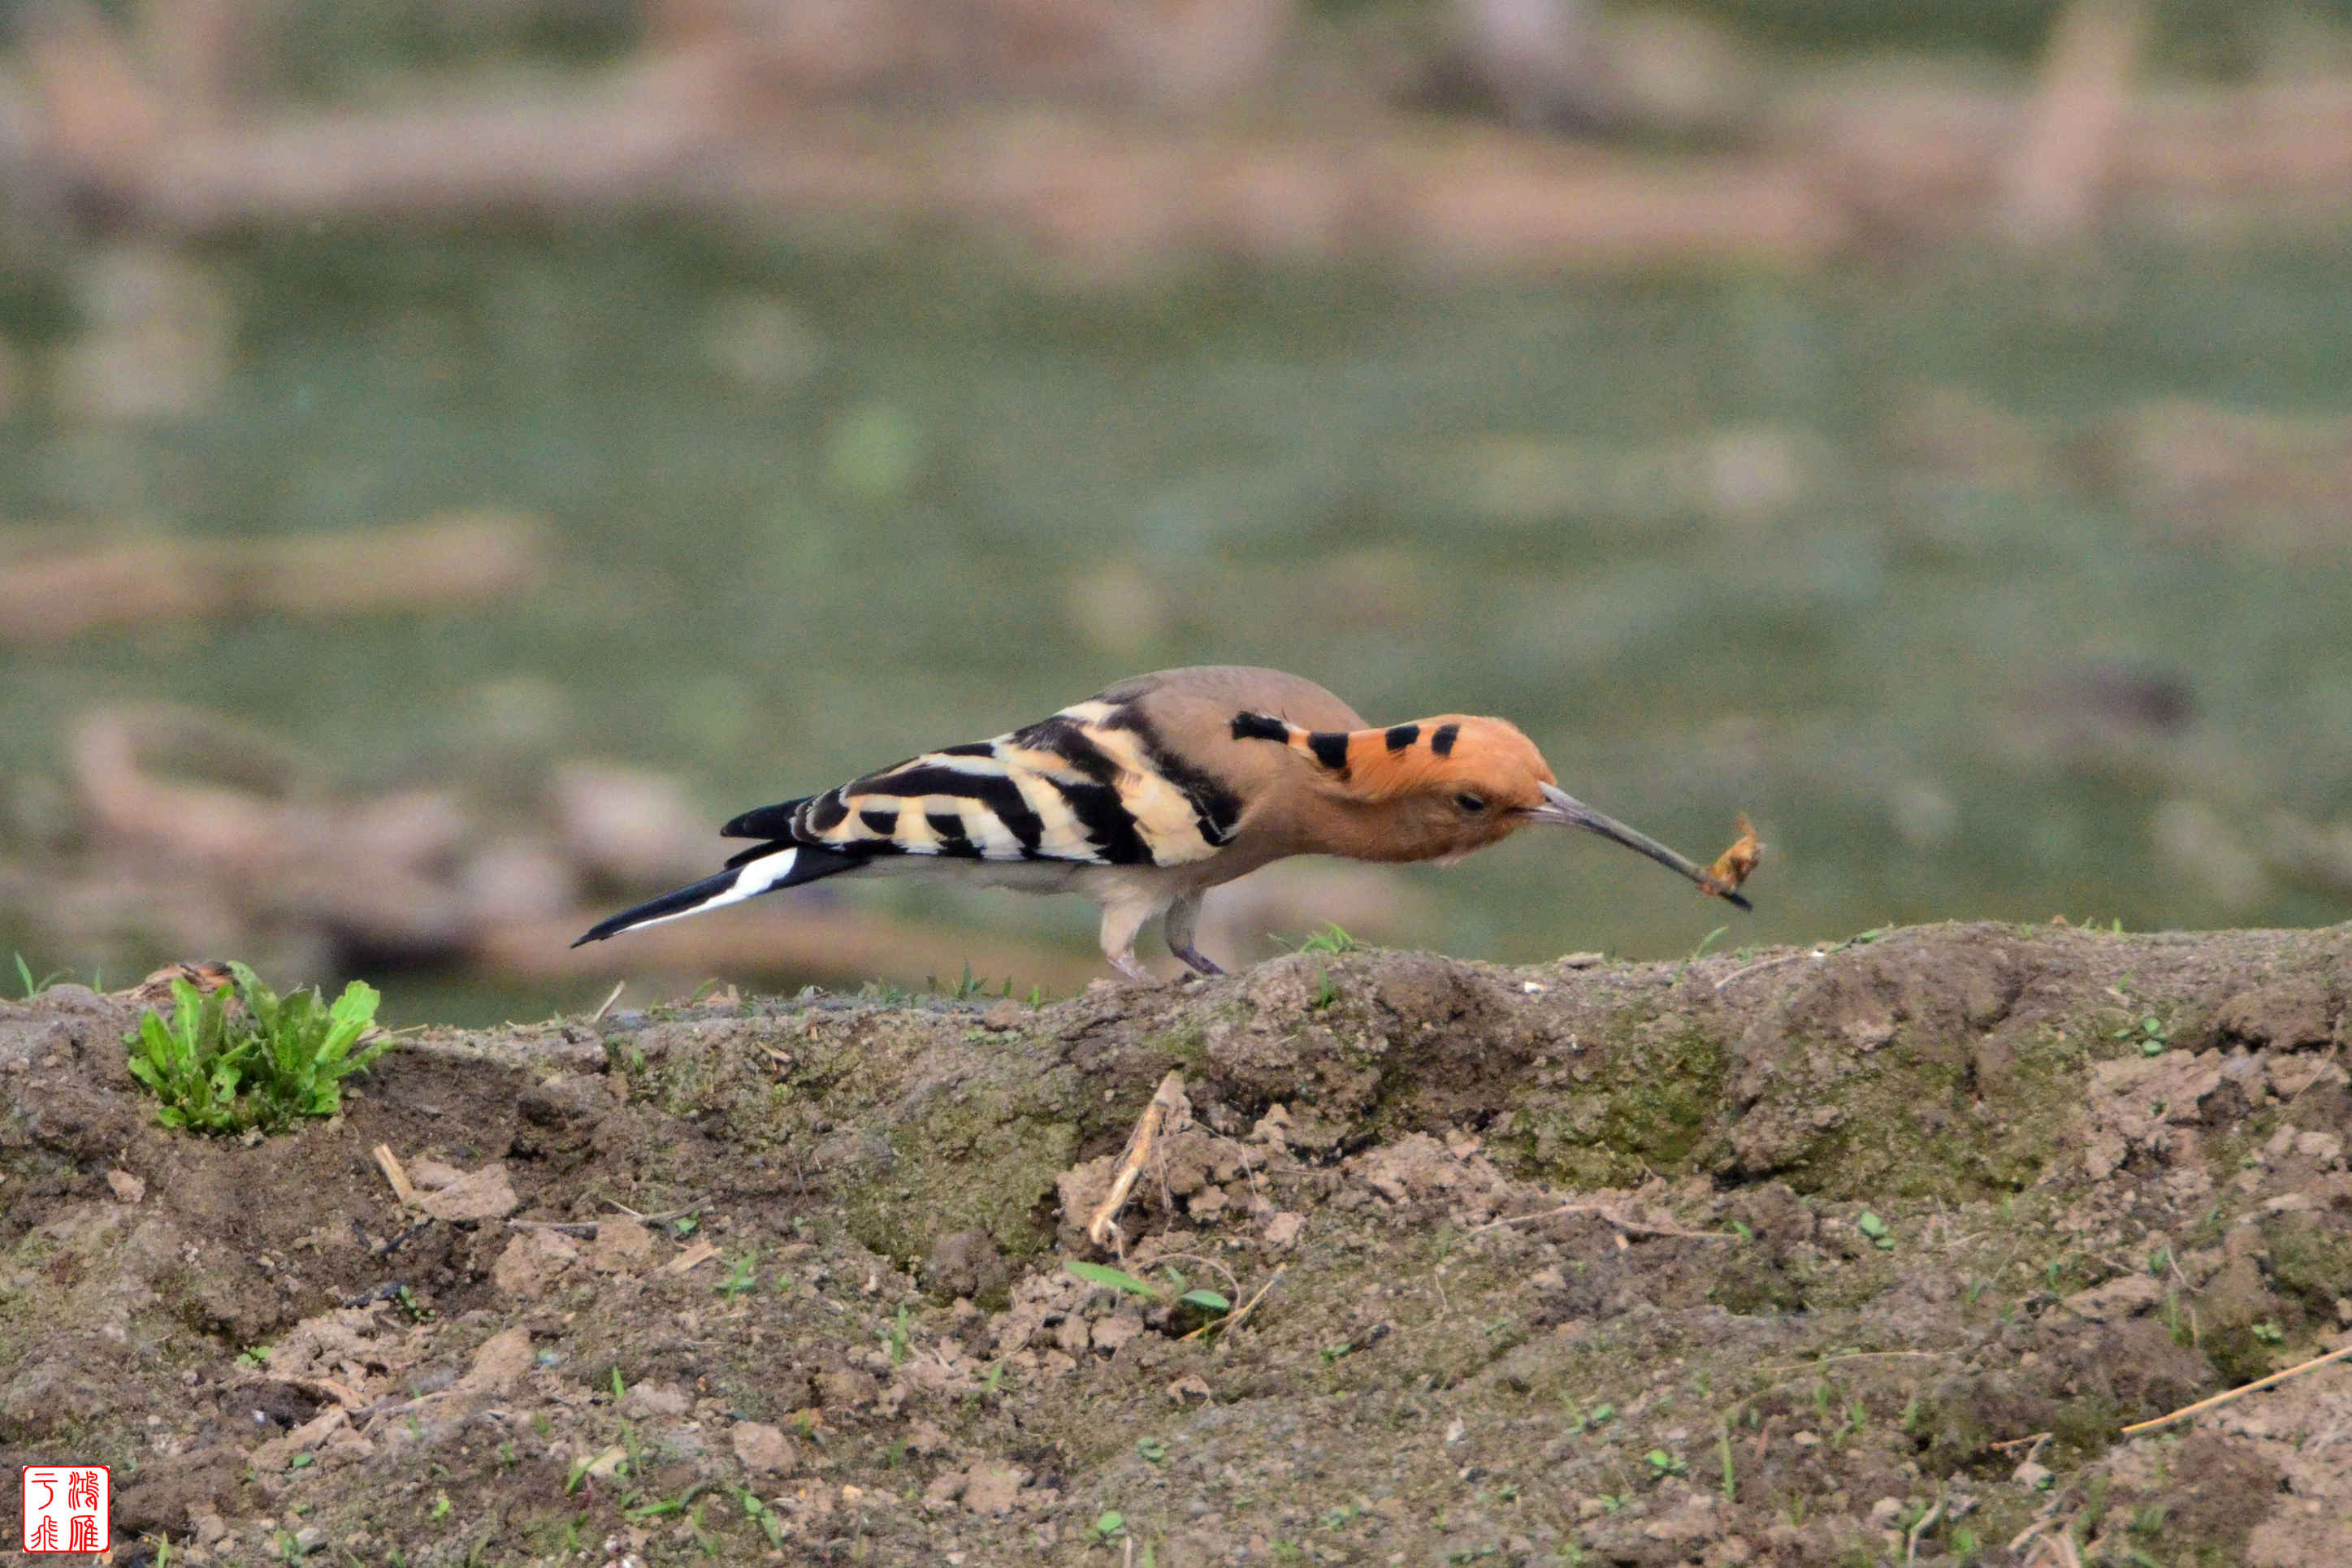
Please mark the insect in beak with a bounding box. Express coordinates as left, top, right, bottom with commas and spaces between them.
1523, 783, 1753, 912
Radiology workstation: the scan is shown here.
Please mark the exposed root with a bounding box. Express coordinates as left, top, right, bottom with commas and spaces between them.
1086, 1070, 1191, 1252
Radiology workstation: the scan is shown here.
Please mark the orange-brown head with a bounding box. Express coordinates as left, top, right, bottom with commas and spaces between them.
1228, 709, 1748, 905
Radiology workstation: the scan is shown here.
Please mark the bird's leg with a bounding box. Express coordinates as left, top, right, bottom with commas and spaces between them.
1162, 891, 1223, 978
1099, 896, 1163, 986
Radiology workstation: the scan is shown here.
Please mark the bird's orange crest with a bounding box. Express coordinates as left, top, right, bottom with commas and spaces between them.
1228, 710, 1559, 810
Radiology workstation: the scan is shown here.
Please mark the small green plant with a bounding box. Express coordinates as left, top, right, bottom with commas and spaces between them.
1310, 968, 1340, 1010
1644, 1449, 1687, 1479
2164, 1288, 2190, 1345
886, 1302, 913, 1364
125, 964, 385, 1133
1136, 1436, 1168, 1463
1855, 1211, 1894, 1250
1562, 1400, 1613, 1433
1090, 1510, 1128, 1543
1063, 1260, 1232, 1323
737, 1489, 786, 1549
717, 1251, 759, 1302
1673, 925, 1729, 983
2251, 1320, 2285, 1345
1066, 1260, 1160, 1299
13, 953, 75, 998
621, 1420, 648, 1479
1295, 923, 1358, 955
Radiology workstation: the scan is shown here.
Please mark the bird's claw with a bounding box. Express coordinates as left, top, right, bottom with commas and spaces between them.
1171, 946, 1224, 978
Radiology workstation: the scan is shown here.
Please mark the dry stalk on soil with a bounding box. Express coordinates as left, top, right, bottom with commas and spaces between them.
1087, 1069, 1192, 1250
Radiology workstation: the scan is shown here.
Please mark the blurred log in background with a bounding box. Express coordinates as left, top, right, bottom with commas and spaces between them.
8, 0, 2352, 271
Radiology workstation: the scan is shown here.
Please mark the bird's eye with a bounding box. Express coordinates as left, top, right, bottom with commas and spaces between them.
1454, 793, 1488, 813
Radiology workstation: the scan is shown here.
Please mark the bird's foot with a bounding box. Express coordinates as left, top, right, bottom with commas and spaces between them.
1171, 944, 1224, 979
1110, 954, 1162, 986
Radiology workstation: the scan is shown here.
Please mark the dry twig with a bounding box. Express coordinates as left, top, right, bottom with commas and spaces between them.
1469, 1200, 1733, 1241
2120, 1340, 2352, 1435
505, 1219, 600, 1237
603, 1198, 707, 1225
1712, 950, 1814, 991
1087, 1070, 1190, 1250
371, 1144, 417, 1206
660, 1239, 721, 1276
1904, 1495, 1947, 1566
1182, 1264, 1287, 1342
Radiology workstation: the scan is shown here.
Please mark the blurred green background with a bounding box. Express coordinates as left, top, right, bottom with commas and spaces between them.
5, 0, 2352, 1021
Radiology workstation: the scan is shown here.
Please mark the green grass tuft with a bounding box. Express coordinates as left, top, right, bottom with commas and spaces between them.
1293, 924, 1358, 955
123, 961, 387, 1134
11, 953, 80, 998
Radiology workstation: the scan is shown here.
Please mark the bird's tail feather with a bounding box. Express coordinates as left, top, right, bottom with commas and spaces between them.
721, 797, 809, 840
571, 841, 865, 946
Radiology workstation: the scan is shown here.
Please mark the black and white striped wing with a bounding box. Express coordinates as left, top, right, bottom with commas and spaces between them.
726, 698, 1243, 870
574, 695, 1246, 947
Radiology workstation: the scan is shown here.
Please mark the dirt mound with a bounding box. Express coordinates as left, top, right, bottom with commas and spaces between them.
5, 921, 2351, 1566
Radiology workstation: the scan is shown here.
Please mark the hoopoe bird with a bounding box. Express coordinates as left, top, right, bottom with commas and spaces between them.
575, 665, 1748, 983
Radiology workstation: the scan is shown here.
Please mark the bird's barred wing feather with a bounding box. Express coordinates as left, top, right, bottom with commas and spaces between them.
574, 693, 1250, 948
724, 699, 1243, 869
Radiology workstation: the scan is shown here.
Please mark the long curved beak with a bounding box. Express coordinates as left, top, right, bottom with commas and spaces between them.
1526, 783, 1752, 912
